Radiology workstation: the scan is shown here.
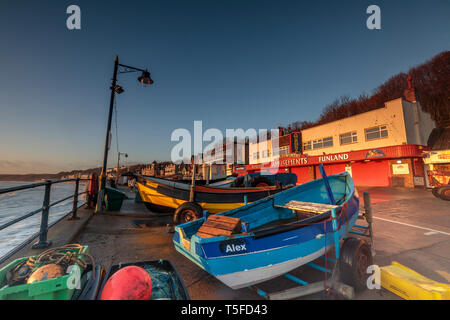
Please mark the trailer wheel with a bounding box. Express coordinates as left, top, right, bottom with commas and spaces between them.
174, 202, 203, 225
438, 186, 450, 201
339, 238, 373, 292
432, 187, 443, 199
250, 176, 273, 187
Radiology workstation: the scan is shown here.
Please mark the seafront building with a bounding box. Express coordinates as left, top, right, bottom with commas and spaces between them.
239, 92, 436, 188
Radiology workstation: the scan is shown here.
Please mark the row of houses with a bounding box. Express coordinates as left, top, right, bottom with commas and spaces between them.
141, 161, 228, 181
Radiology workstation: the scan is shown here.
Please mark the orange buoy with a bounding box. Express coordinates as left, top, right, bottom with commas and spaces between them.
100, 266, 152, 300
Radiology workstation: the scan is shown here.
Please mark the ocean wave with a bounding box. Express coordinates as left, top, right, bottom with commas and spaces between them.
0, 181, 87, 258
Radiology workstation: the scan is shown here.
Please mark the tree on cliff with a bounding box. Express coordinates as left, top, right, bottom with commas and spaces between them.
282, 51, 450, 132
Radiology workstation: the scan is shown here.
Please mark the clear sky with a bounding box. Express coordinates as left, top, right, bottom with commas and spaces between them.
0, 0, 449, 173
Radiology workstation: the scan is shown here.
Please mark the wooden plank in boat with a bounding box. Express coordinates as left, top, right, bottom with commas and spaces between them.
195, 231, 215, 239
196, 214, 242, 238
275, 200, 339, 214
203, 220, 241, 232
207, 214, 241, 224
197, 225, 233, 237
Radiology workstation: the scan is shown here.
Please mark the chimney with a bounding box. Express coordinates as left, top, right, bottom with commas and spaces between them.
404, 74, 416, 103
278, 126, 284, 137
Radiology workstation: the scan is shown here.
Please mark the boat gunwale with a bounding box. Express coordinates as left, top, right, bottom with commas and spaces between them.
175, 172, 356, 245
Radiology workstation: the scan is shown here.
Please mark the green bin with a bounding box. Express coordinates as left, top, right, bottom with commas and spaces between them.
104, 187, 127, 211
0, 246, 89, 300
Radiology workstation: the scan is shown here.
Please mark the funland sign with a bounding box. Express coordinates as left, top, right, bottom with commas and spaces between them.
248, 152, 351, 170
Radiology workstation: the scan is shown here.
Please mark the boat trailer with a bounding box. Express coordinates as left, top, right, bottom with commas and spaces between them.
248, 165, 375, 300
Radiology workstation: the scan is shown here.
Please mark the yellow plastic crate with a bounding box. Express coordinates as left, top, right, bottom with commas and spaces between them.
381, 261, 450, 300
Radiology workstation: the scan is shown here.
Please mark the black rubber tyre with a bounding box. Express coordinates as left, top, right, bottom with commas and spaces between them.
432, 187, 444, 199
438, 186, 450, 201
174, 202, 203, 225
339, 238, 373, 292
250, 176, 273, 187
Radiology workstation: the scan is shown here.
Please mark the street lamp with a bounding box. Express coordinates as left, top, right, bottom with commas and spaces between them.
115, 152, 128, 185
95, 56, 153, 213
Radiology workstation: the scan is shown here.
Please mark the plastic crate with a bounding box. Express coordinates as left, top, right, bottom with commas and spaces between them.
0, 246, 89, 300
97, 260, 189, 300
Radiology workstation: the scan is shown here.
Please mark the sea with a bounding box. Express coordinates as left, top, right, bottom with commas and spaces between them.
0, 181, 87, 258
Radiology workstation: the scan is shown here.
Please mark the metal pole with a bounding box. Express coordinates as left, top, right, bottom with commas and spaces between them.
96, 56, 119, 213
363, 191, 375, 254
115, 152, 120, 186
189, 164, 196, 202
69, 178, 80, 220
32, 180, 52, 249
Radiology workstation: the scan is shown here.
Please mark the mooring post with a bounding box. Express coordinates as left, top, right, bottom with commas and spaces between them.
32, 180, 52, 249
363, 191, 375, 253
69, 177, 80, 220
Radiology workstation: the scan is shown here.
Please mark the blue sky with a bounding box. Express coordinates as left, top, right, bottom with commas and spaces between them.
0, 0, 449, 173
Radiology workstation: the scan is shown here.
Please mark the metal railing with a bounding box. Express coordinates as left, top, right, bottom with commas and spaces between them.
0, 178, 88, 265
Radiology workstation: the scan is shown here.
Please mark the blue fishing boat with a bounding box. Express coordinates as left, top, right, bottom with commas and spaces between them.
173, 171, 359, 289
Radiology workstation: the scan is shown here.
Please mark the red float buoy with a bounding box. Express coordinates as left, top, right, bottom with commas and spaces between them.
100, 266, 152, 300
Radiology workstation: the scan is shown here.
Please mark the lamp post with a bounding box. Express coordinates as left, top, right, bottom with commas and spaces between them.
115, 152, 128, 185
95, 56, 153, 213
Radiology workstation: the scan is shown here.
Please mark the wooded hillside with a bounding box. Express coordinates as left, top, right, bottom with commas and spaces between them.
283, 51, 450, 132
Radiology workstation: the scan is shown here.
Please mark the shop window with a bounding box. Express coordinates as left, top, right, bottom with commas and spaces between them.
340, 131, 358, 145
365, 125, 388, 141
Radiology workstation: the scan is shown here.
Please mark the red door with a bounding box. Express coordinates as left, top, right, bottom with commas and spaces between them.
351, 160, 391, 186
291, 166, 310, 184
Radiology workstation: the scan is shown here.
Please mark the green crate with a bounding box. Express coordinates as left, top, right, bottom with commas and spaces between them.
0, 246, 89, 300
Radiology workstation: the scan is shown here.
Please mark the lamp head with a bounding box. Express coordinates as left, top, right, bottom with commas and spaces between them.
138, 71, 153, 86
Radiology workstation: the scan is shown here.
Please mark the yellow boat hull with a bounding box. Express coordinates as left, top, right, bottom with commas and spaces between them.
136, 181, 246, 214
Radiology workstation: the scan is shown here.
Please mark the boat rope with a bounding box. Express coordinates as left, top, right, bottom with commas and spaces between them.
6, 244, 96, 286
35, 244, 96, 280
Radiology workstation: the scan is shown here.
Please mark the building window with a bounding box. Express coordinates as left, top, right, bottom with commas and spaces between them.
340, 131, 358, 145
365, 125, 388, 141
303, 141, 311, 151
253, 152, 259, 160
312, 136, 333, 149
279, 146, 289, 155
261, 149, 271, 158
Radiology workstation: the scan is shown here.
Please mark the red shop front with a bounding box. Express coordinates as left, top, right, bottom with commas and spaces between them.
240, 145, 428, 188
